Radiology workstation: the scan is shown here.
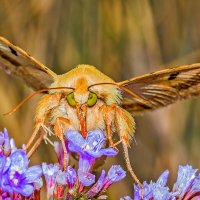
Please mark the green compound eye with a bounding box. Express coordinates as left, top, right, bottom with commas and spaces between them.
87, 92, 97, 107
67, 92, 76, 107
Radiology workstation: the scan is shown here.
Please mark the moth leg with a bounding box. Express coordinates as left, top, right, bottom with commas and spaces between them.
54, 117, 71, 170
115, 107, 143, 187
25, 121, 42, 150
27, 133, 44, 158
113, 139, 123, 147
101, 105, 116, 148
25, 94, 61, 151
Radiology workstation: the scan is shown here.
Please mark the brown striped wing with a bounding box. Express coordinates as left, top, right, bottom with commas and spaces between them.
0, 37, 56, 90
119, 64, 200, 113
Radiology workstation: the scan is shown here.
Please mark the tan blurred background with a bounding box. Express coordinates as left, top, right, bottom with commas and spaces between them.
1, 0, 200, 199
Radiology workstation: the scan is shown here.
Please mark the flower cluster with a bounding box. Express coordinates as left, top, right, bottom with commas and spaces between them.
0, 129, 43, 199
2, 127, 200, 200
43, 130, 126, 199
121, 165, 200, 200
0, 129, 126, 199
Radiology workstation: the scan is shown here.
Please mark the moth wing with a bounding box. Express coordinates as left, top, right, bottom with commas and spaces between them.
0, 37, 57, 90
119, 63, 200, 113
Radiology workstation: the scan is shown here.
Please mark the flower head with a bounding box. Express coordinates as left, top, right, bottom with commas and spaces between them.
66, 130, 117, 174
173, 164, 197, 197
66, 129, 118, 158
103, 165, 126, 190
1, 150, 42, 197
123, 164, 200, 200
65, 129, 118, 190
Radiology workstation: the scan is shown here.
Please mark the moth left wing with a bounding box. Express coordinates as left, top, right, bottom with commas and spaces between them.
119, 63, 200, 113
0, 37, 57, 90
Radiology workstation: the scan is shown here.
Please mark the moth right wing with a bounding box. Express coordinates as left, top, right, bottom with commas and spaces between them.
119, 63, 200, 114
0, 37, 57, 90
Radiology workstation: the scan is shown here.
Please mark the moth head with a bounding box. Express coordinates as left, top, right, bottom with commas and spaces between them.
51, 65, 122, 107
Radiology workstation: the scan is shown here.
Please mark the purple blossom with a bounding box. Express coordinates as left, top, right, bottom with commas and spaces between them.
0, 128, 126, 199
173, 165, 200, 199
173, 165, 198, 197
0, 129, 11, 156
54, 141, 64, 167
66, 129, 118, 158
103, 165, 126, 190
86, 170, 106, 198
1, 150, 42, 197
78, 170, 95, 187
65, 129, 118, 189
65, 130, 117, 173
42, 163, 60, 198
122, 165, 200, 200
55, 170, 67, 198
66, 166, 77, 189
132, 171, 173, 200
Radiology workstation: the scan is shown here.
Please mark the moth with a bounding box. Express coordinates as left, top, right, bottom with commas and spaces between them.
1, 36, 200, 186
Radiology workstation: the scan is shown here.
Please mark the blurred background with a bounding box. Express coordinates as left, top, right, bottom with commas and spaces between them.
1, 0, 200, 199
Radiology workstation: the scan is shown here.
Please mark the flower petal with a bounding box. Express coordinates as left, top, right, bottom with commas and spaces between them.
79, 154, 94, 172
97, 148, 118, 157
86, 170, 106, 198
24, 165, 43, 183
86, 147, 118, 158
173, 165, 197, 197
107, 165, 126, 182
56, 170, 67, 185
54, 141, 64, 166
1, 174, 13, 193
0, 154, 6, 173
86, 130, 106, 151
156, 170, 169, 186
65, 130, 85, 147
66, 166, 77, 188
10, 150, 29, 172
3, 157, 11, 173
78, 170, 95, 186
15, 183, 34, 197
68, 142, 83, 154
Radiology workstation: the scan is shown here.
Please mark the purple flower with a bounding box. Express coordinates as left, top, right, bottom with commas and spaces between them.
42, 163, 60, 198
66, 166, 77, 189
86, 170, 106, 198
0, 129, 11, 156
103, 165, 126, 190
132, 170, 173, 200
123, 165, 200, 200
173, 165, 197, 197
66, 130, 117, 173
78, 170, 95, 187
173, 165, 200, 199
1, 150, 42, 197
66, 130, 118, 158
55, 170, 67, 198
54, 141, 64, 167
65, 130, 118, 188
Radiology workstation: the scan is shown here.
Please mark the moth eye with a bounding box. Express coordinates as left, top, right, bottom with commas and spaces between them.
67, 92, 76, 107
87, 92, 97, 107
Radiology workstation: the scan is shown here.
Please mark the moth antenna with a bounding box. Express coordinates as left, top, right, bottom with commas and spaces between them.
88, 82, 150, 106
3, 87, 74, 116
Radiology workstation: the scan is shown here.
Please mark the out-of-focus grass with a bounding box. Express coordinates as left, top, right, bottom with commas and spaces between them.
1, 0, 200, 198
